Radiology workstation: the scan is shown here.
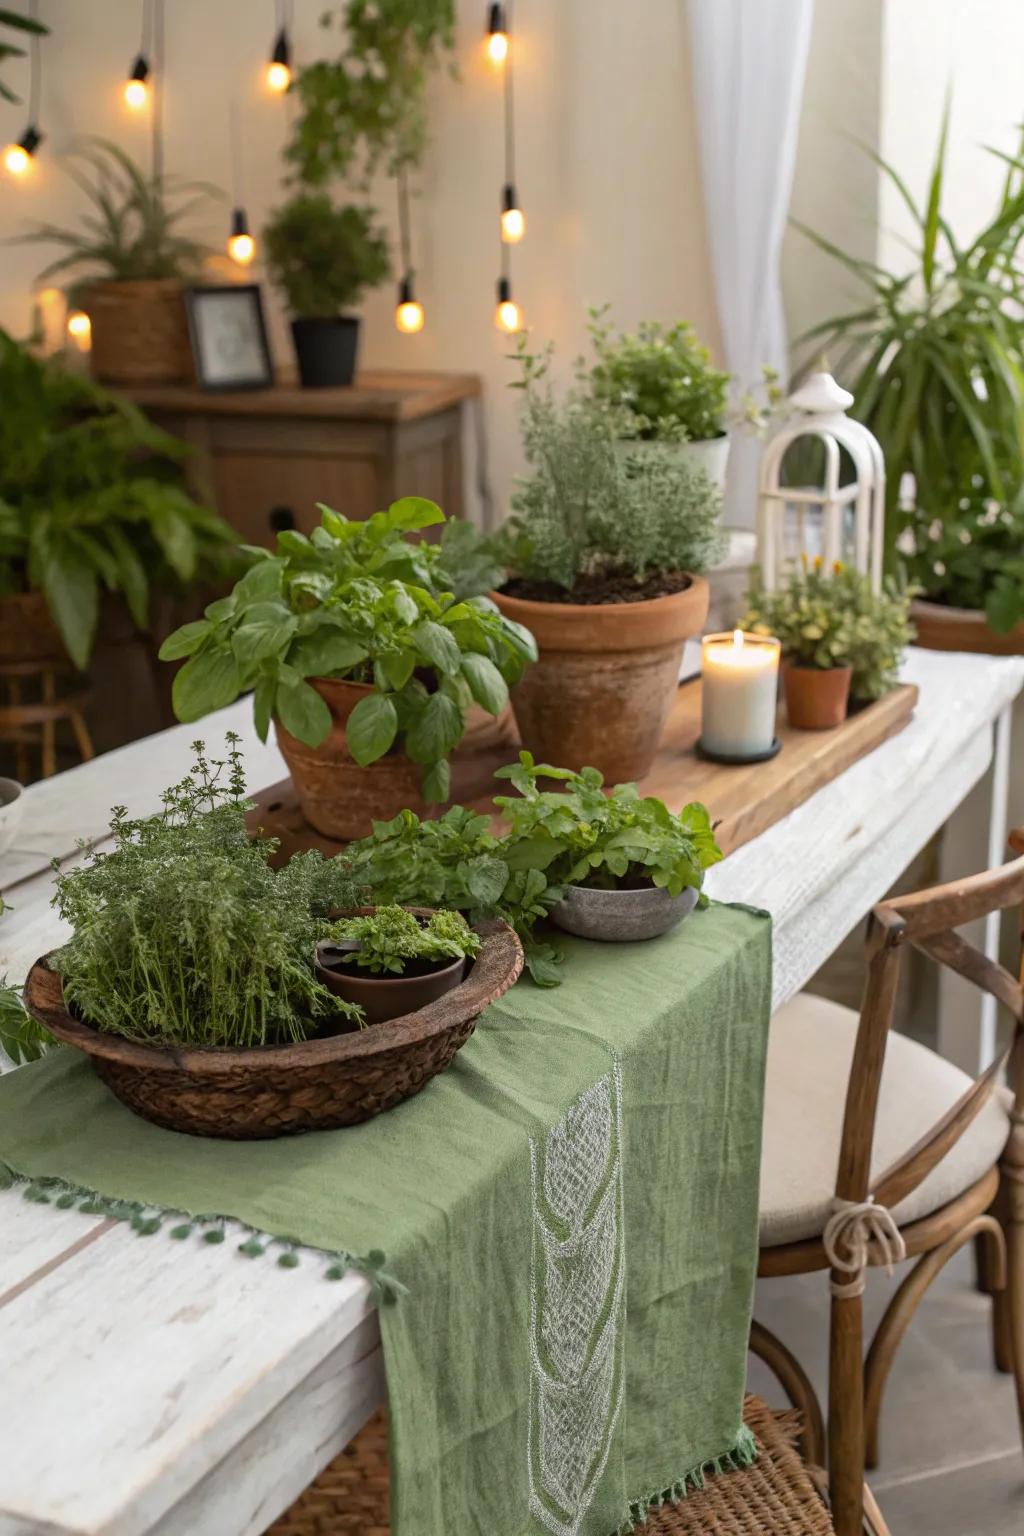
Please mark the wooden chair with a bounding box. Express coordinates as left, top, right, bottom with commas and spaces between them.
752, 838, 1024, 1536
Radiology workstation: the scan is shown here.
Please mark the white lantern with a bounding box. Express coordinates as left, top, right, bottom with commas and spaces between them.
757, 371, 886, 593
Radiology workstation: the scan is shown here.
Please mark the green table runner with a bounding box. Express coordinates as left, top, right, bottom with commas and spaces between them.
0, 902, 771, 1536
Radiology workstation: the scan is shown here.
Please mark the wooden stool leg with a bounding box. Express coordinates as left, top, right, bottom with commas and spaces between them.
41, 669, 57, 778
829, 1288, 867, 1536
8, 676, 31, 783
69, 707, 95, 764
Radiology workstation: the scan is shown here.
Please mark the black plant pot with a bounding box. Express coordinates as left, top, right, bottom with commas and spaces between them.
291, 315, 360, 388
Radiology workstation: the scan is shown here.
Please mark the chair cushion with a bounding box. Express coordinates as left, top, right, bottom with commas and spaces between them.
760, 991, 1011, 1248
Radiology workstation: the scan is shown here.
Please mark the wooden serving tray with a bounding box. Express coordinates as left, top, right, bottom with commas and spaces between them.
247, 681, 918, 862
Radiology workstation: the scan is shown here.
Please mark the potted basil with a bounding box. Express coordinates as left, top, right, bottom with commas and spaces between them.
316, 905, 481, 1025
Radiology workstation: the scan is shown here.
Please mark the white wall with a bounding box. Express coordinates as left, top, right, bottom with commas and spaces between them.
0, 0, 722, 525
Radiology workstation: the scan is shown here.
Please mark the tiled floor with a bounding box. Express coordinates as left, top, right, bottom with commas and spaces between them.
748, 1248, 1024, 1534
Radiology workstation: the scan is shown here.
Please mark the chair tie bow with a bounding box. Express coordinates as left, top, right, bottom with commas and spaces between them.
822, 1196, 906, 1299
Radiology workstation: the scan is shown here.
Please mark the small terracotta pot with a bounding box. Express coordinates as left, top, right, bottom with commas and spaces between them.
0, 591, 68, 667
910, 597, 1024, 657
275, 677, 427, 841
315, 943, 467, 1026
782, 662, 852, 730
84, 279, 194, 386
492, 578, 709, 782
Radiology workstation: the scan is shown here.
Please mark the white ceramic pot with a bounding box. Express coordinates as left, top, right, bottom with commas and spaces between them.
615, 435, 731, 492
0, 777, 24, 859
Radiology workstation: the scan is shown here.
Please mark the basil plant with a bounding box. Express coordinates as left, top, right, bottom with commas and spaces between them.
160, 498, 536, 803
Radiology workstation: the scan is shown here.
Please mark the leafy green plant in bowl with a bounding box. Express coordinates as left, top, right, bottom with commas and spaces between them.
316, 905, 481, 1025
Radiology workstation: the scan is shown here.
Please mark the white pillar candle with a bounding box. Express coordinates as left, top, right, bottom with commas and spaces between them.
701, 630, 781, 759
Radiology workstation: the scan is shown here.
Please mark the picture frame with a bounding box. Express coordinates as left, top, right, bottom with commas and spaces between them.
185, 284, 274, 391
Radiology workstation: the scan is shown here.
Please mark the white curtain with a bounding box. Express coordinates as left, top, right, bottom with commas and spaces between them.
686, 0, 813, 529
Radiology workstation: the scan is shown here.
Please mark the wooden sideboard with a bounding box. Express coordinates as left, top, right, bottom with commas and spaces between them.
124, 370, 481, 547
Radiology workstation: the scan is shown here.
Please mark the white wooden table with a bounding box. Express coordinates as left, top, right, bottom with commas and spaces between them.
1, 645, 1021, 1536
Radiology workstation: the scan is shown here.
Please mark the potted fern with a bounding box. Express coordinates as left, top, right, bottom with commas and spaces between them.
798, 115, 1024, 655
263, 193, 390, 387
491, 337, 725, 782
19, 138, 217, 385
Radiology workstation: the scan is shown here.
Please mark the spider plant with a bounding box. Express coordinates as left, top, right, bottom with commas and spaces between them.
796, 111, 1024, 565
17, 137, 219, 285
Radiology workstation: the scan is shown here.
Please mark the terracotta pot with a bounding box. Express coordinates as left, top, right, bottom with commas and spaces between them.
492, 577, 709, 782
0, 592, 68, 667
910, 597, 1024, 657
275, 677, 427, 842
782, 662, 852, 730
84, 279, 193, 386
315, 943, 467, 1026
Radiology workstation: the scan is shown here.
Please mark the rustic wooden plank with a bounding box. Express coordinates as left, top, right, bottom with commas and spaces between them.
123, 371, 481, 423
0, 1192, 115, 1295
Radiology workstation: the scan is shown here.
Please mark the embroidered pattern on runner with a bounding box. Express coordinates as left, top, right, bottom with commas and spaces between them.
527, 1062, 626, 1536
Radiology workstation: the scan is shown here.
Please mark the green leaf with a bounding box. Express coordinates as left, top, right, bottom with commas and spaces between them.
158, 620, 211, 661
149, 507, 197, 582
376, 649, 416, 691
405, 692, 463, 765
106, 525, 150, 630
412, 619, 462, 676
922, 94, 950, 294
287, 630, 367, 678
172, 646, 242, 722
346, 692, 399, 765
466, 855, 508, 906
231, 603, 298, 665
253, 672, 277, 742
41, 545, 99, 670
386, 497, 445, 532
460, 653, 509, 715
421, 757, 451, 804
233, 557, 284, 604
275, 677, 332, 746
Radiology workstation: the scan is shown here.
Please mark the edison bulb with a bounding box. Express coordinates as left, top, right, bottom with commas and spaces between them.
495, 299, 522, 334
395, 299, 425, 335
500, 206, 525, 244
266, 60, 291, 92
4, 143, 30, 176
124, 77, 149, 109
227, 232, 256, 266
67, 310, 92, 349
486, 30, 509, 64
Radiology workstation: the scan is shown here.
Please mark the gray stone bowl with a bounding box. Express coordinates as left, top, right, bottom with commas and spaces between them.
548, 882, 699, 943
0, 777, 24, 859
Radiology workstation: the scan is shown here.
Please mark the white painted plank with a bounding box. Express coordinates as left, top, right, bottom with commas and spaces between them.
0, 1190, 115, 1295
0, 1216, 376, 1536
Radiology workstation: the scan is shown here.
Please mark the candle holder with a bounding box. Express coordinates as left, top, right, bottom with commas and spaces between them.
697, 630, 782, 765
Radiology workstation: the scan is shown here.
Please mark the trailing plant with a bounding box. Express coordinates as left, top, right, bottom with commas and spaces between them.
0, 329, 241, 667
53, 736, 362, 1048
285, 0, 456, 187
796, 113, 1024, 570
161, 499, 536, 804
325, 903, 480, 975
0, 979, 56, 1065
493, 753, 722, 899
17, 137, 217, 285
0, 4, 47, 103
497, 337, 727, 594
742, 559, 914, 698
346, 804, 564, 985
894, 487, 1024, 633
263, 194, 391, 316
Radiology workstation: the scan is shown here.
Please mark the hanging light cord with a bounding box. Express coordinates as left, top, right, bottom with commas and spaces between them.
27, 0, 41, 125
502, 0, 516, 189
397, 166, 413, 282
140, 0, 152, 58
229, 98, 246, 207
151, 0, 165, 181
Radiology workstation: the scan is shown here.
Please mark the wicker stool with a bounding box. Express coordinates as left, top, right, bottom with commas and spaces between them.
0, 661, 94, 781
269, 1395, 836, 1536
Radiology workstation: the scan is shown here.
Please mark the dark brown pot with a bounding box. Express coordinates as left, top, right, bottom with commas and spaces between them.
84, 279, 193, 386
782, 662, 852, 730
315, 944, 467, 1027
275, 677, 428, 841
910, 597, 1024, 657
0, 591, 68, 667
23, 919, 523, 1139
492, 577, 709, 782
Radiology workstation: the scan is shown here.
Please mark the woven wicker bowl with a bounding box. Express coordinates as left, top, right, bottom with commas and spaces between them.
23, 919, 523, 1140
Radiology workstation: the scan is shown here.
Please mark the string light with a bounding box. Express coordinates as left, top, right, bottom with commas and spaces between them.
485, 2, 508, 64
266, 2, 293, 92
394, 169, 425, 335
227, 207, 255, 266
500, 183, 525, 244
4, 2, 44, 179
494, 276, 522, 333
67, 310, 92, 350
124, 55, 150, 110
395, 276, 425, 334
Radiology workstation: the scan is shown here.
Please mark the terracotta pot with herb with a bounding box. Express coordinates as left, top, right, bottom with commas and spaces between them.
160, 497, 536, 839
316, 905, 481, 1025
491, 336, 726, 781
742, 559, 914, 731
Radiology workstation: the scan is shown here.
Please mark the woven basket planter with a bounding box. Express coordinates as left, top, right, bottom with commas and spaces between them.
23, 919, 523, 1140
83, 279, 194, 386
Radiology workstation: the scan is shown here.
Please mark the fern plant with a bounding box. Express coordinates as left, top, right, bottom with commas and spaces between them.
796, 112, 1024, 576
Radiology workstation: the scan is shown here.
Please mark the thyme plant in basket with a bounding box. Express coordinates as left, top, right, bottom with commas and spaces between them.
52, 736, 362, 1048
495, 336, 727, 600
161, 498, 534, 805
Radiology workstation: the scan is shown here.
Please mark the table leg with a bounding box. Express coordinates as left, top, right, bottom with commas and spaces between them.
979, 704, 1012, 1070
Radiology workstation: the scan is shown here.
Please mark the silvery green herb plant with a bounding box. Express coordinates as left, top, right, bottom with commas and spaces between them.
161, 499, 535, 804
